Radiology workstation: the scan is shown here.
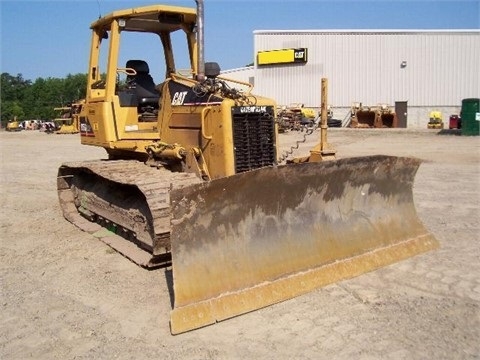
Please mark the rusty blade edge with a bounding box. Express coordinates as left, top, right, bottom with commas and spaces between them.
170, 233, 438, 335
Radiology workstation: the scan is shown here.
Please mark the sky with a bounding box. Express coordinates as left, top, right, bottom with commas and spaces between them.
1, 0, 479, 81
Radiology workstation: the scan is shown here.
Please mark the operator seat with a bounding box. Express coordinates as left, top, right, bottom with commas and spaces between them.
125, 60, 160, 107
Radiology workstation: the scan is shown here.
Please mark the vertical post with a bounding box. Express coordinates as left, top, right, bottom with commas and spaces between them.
320, 78, 328, 151
308, 78, 335, 162
106, 19, 120, 99
195, 0, 205, 82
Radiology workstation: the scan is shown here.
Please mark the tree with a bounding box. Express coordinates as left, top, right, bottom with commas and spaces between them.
63, 73, 88, 103
1, 72, 87, 126
1, 73, 32, 123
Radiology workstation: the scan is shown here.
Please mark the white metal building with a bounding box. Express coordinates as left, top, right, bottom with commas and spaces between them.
221, 66, 255, 84
230, 30, 479, 128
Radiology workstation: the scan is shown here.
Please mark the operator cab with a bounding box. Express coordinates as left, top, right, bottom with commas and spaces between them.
118, 59, 160, 122
125, 60, 160, 106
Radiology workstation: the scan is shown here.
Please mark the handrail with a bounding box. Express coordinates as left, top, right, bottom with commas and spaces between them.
201, 107, 213, 140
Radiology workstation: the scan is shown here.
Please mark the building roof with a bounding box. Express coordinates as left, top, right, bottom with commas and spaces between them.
254, 29, 480, 35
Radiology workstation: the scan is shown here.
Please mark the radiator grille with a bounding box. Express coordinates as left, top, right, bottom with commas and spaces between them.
232, 106, 276, 173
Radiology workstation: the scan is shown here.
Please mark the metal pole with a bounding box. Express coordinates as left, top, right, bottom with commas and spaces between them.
320, 78, 328, 151
195, 0, 205, 82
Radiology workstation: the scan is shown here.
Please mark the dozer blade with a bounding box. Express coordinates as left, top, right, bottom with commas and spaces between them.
169, 155, 438, 334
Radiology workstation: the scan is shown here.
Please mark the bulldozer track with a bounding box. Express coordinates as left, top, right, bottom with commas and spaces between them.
57, 160, 202, 268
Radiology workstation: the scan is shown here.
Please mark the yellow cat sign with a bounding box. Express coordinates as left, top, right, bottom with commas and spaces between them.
257, 48, 308, 65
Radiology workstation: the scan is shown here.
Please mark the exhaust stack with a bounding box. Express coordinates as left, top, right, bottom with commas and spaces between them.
195, 0, 205, 81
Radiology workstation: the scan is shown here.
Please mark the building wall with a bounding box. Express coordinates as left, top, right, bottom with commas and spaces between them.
252, 30, 479, 128
221, 66, 254, 81
220, 66, 255, 92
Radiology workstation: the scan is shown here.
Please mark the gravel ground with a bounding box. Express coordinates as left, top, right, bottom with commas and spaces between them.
1, 128, 479, 359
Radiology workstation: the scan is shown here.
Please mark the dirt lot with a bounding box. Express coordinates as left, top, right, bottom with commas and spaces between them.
1, 128, 479, 359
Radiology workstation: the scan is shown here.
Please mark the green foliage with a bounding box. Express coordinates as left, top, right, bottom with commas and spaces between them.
1, 72, 87, 126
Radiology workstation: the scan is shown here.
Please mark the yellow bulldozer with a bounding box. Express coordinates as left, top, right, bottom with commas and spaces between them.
53, 100, 84, 134
6, 116, 22, 131
57, 0, 438, 334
